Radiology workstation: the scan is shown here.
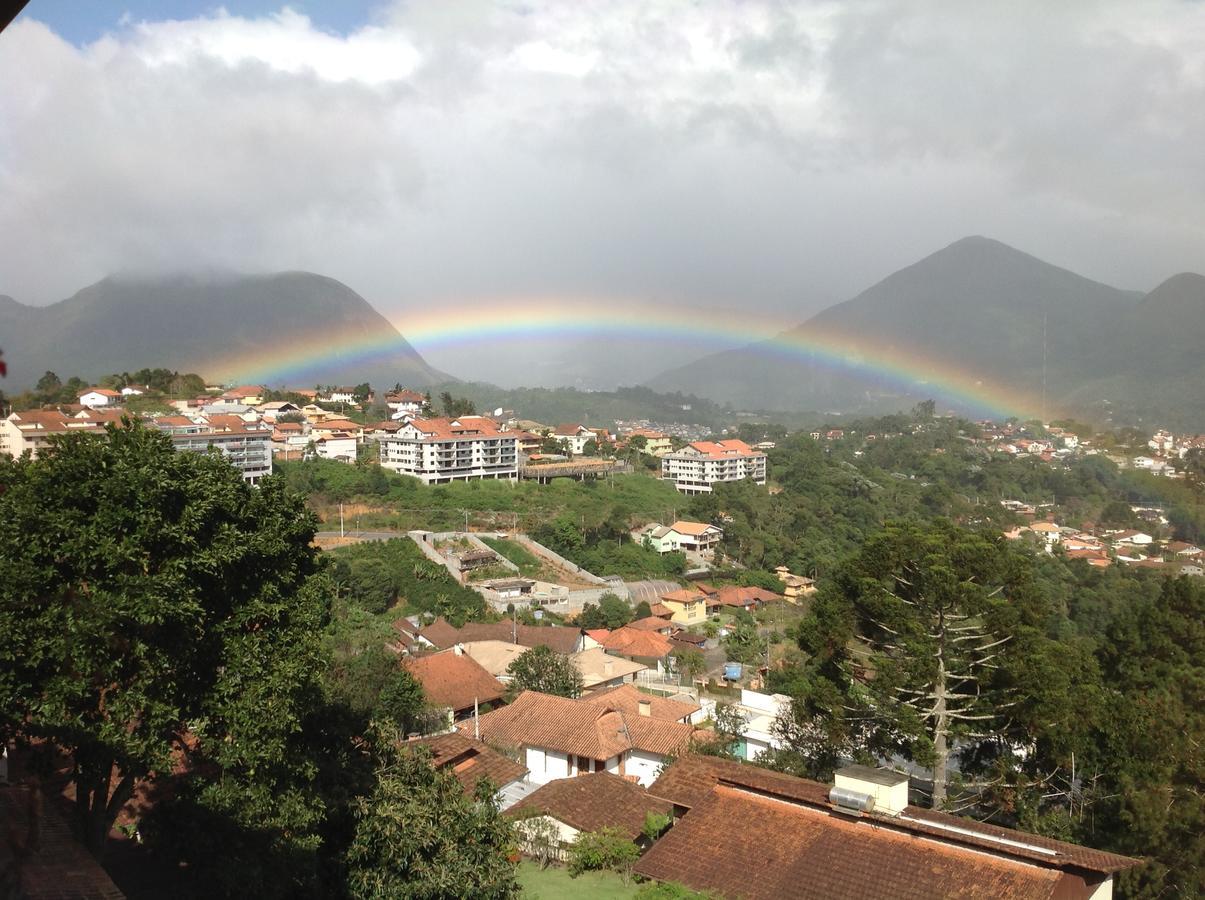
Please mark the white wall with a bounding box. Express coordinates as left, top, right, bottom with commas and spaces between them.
626, 750, 665, 787
525, 747, 571, 784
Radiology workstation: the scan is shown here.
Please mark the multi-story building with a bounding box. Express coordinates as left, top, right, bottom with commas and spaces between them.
0, 411, 104, 459
378, 416, 519, 484
661, 439, 767, 494
157, 419, 273, 484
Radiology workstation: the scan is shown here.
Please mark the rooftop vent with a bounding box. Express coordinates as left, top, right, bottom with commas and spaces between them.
834, 765, 909, 816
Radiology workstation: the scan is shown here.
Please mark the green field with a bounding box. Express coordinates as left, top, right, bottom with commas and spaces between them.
517, 862, 640, 899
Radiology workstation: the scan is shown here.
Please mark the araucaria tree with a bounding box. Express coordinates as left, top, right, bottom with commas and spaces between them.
0, 422, 330, 869
793, 520, 1055, 807
506, 645, 583, 698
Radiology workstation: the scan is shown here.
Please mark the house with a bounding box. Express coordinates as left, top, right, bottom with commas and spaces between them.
218, 385, 266, 406
658, 587, 711, 626
458, 689, 698, 786
661, 440, 767, 494
1108, 529, 1154, 547
314, 433, 358, 463
624, 428, 673, 455
626, 616, 677, 636
418, 617, 587, 655
640, 521, 724, 554
320, 387, 358, 404
600, 627, 677, 674
586, 683, 700, 724
385, 388, 427, 418
1066, 549, 1112, 568
1028, 521, 1063, 552
78, 387, 121, 408
378, 416, 519, 484
571, 647, 647, 691
509, 772, 673, 854
551, 423, 596, 455
120, 384, 150, 396
774, 566, 817, 602
635, 757, 1140, 900
460, 640, 530, 681
723, 689, 790, 760
1166, 540, 1202, 557
255, 400, 300, 422
404, 647, 507, 723
407, 731, 528, 802
714, 585, 782, 611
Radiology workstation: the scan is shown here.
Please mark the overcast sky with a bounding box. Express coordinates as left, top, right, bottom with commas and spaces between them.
3, 1, 1204, 376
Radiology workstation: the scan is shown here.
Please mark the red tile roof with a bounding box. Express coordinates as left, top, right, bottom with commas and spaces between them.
458, 690, 696, 759
584, 683, 699, 722
601, 627, 674, 659
508, 772, 672, 840
419, 617, 582, 655
641, 755, 1141, 898
715, 586, 783, 607
404, 649, 506, 713
407, 732, 527, 795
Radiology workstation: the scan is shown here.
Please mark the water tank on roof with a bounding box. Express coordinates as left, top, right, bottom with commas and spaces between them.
723, 662, 742, 681
829, 786, 876, 814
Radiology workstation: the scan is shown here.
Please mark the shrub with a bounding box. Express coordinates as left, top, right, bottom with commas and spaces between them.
567, 827, 641, 880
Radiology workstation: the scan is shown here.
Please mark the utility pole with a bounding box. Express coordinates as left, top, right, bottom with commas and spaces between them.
340, 502, 345, 539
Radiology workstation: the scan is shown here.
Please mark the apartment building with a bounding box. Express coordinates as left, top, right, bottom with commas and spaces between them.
0, 411, 104, 459
378, 416, 519, 484
158, 419, 273, 484
661, 439, 767, 494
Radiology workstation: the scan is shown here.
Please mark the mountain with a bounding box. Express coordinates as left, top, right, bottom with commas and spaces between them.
647, 237, 1205, 427
0, 272, 449, 391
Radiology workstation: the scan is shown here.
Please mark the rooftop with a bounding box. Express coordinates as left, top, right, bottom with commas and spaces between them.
404, 648, 506, 712
508, 772, 671, 840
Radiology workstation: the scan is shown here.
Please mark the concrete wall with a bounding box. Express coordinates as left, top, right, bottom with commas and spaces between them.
407, 531, 464, 582
514, 534, 610, 586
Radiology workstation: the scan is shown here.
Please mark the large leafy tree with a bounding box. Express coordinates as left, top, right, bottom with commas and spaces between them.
0, 422, 330, 865
345, 738, 517, 899
506, 645, 583, 698
790, 519, 1059, 807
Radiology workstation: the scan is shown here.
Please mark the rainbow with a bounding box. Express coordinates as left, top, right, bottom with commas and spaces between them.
205, 298, 1046, 419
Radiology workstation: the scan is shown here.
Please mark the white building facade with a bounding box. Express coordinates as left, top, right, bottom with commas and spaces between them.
661, 440, 767, 494
378, 416, 519, 484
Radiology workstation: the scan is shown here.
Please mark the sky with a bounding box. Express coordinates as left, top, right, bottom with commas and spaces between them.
3, 1, 1205, 382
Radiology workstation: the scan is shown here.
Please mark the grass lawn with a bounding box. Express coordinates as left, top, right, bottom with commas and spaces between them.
516, 861, 641, 899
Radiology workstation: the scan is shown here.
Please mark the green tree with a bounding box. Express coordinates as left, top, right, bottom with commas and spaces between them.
567, 826, 641, 880
792, 520, 1058, 807
507, 645, 583, 698
377, 668, 429, 734
0, 422, 329, 867
722, 621, 766, 666
672, 646, 706, 681
35, 369, 61, 397
346, 738, 518, 899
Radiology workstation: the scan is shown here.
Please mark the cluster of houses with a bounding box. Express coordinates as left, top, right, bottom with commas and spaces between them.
386, 609, 1141, 898
1004, 511, 1204, 575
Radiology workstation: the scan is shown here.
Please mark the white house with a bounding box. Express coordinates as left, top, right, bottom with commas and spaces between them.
320, 387, 357, 404
460, 689, 696, 787
640, 520, 723, 554
385, 388, 426, 418
78, 388, 121, 408
314, 434, 358, 463
551, 423, 597, 455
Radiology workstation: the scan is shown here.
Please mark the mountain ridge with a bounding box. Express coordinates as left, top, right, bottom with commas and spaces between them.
0, 271, 450, 391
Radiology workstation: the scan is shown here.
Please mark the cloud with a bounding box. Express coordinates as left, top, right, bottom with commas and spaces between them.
0, 1, 1203, 382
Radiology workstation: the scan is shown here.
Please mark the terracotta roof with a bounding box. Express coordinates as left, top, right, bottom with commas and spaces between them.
648, 603, 674, 618
508, 772, 671, 840
408, 732, 527, 795
404, 649, 506, 712
458, 690, 696, 759
601, 627, 674, 659
636, 784, 1071, 900
571, 647, 647, 687
584, 683, 699, 722
644, 756, 1141, 890
553, 423, 589, 435
679, 439, 765, 460
659, 587, 708, 605
419, 617, 582, 655
0, 786, 126, 899
402, 416, 507, 441
715, 586, 783, 607
584, 628, 612, 643
668, 520, 720, 537
627, 615, 673, 633
386, 389, 426, 403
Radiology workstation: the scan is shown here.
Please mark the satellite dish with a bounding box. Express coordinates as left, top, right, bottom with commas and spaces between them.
493, 407, 504, 417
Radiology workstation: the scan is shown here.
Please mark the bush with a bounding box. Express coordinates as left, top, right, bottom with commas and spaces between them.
567, 827, 641, 879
